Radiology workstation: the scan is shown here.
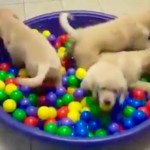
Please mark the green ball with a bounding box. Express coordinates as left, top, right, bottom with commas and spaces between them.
86, 96, 96, 105
7, 74, 15, 79
44, 123, 57, 134
62, 94, 73, 105
123, 106, 135, 117
67, 75, 79, 87
95, 129, 107, 137
28, 93, 38, 106
56, 99, 63, 108
0, 71, 8, 81
88, 132, 94, 138
12, 109, 26, 122
57, 126, 71, 136
10, 90, 23, 103
90, 105, 101, 117
65, 40, 72, 50
0, 90, 7, 103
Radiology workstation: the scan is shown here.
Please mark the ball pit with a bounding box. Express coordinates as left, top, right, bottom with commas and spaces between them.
0, 11, 150, 150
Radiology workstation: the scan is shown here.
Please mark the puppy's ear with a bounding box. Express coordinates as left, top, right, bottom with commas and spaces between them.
80, 79, 89, 90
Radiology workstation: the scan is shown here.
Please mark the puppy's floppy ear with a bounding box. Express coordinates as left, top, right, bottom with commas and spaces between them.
80, 79, 89, 90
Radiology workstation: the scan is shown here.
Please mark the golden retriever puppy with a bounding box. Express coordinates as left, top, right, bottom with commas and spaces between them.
81, 49, 150, 111
59, 9, 150, 69
0, 8, 61, 87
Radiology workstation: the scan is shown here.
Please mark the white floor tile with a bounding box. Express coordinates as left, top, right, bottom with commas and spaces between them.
0, 0, 23, 4
25, 0, 63, 19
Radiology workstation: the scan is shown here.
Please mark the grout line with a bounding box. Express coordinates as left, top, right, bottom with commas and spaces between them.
59, 0, 64, 10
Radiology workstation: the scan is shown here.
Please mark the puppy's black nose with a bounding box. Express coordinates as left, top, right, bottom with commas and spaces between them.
104, 100, 111, 106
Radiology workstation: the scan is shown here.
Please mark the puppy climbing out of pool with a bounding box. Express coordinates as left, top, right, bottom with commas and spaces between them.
81, 49, 150, 111
0, 8, 62, 88
59, 9, 150, 69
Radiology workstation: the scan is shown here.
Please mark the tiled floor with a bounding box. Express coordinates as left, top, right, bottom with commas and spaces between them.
0, 0, 150, 150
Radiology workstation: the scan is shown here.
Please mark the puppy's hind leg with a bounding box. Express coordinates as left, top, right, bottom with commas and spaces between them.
16, 64, 50, 88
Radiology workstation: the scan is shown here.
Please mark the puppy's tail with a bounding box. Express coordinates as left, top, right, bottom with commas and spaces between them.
129, 80, 150, 92
59, 12, 78, 39
17, 64, 50, 88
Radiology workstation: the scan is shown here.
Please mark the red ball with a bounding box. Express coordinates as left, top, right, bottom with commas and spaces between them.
24, 116, 38, 127
38, 95, 47, 106
55, 41, 61, 49
146, 100, 150, 110
57, 106, 69, 119
44, 118, 57, 125
5, 78, 17, 85
61, 57, 72, 69
59, 34, 68, 45
0, 63, 10, 71
131, 88, 146, 100
138, 106, 150, 117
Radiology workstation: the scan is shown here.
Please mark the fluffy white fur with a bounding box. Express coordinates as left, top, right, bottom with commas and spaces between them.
0, 8, 61, 87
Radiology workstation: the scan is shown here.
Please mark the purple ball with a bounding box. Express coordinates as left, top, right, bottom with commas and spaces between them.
19, 98, 30, 109
26, 106, 37, 117
56, 86, 66, 97
61, 118, 73, 126
46, 92, 57, 106
49, 34, 56, 43
62, 75, 68, 87
107, 122, 120, 135
74, 88, 84, 99
67, 68, 75, 75
19, 85, 31, 94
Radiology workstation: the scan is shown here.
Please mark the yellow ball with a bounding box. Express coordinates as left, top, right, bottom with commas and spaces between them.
68, 101, 82, 112
42, 30, 51, 38
3, 99, 16, 113
48, 107, 57, 118
58, 47, 66, 53
81, 106, 90, 112
37, 106, 50, 120
67, 87, 76, 95
67, 110, 80, 122
100, 104, 111, 112
75, 68, 86, 80
57, 51, 66, 59
81, 98, 86, 107
32, 29, 38, 33
0, 80, 5, 90
5, 83, 17, 95
18, 68, 28, 77
61, 67, 66, 76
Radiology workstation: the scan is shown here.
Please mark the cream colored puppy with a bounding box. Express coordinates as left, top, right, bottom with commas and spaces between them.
59, 9, 150, 69
0, 8, 61, 87
81, 49, 150, 110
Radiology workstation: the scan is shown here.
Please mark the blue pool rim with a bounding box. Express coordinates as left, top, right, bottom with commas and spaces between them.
0, 10, 149, 146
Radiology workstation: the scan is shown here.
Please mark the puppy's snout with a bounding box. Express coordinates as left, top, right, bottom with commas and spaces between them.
104, 100, 111, 106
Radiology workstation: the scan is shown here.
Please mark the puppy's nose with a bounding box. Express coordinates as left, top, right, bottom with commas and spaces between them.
104, 100, 111, 106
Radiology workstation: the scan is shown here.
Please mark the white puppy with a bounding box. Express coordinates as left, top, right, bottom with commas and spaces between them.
59, 9, 150, 69
81, 49, 150, 111
0, 8, 61, 87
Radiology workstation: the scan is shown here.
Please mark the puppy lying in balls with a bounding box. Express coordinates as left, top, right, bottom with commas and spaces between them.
59, 9, 150, 69
0, 8, 61, 87
81, 49, 150, 111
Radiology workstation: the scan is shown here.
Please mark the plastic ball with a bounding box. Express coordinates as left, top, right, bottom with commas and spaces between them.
48, 107, 57, 118
67, 75, 79, 87
107, 122, 120, 135
61, 67, 66, 76
12, 108, 26, 122
48, 34, 56, 43
56, 98, 63, 108
57, 126, 72, 136
138, 106, 150, 117
67, 68, 75, 76
88, 132, 94, 138
68, 101, 82, 112
19, 85, 31, 94
146, 100, 150, 110
24, 116, 38, 127
75, 68, 86, 80
37, 106, 50, 120
89, 120, 101, 132
55, 41, 61, 49
32, 29, 38, 33
81, 107, 90, 112
127, 98, 144, 108
0, 63, 10, 71
132, 110, 147, 124
75, 120, 88, 129
0, 71, 8, 81
59, 34, 68, 45
62, 94, 73, 105
58, 47, 66, 53
75, 127, 88, 137
80, 111, 91, 122
67, 110, 80, 122
5, 83, 17, 95
18, 69, 28, 77
56, 86, 66, 97
42, 30, 51, 38
5, 78, 17, 85
57, 106, 68, 119
3, 99, 16, 112
28, 93, 38, 106
26, 106, 37, 117
67, 87, 76, 95
19, 98, 30, 109
73, 88, 84, 99
57, 51, 66, 59
62, 75, 68, 87
0, 90, 7, 103
0, 80, 5, 90
123, 106, 136, 117
8, 67, 19, 76
10, 90, 23, 103
131, 88, 145, 100
46, 92, 57, 106
95, 129, 107, 137
61, 118, 73, 126
44, 123, 57, 134
81, 98, 86, 107
38, 95, 47, 106
45, 118, 57, 125
122, 118, 134, 129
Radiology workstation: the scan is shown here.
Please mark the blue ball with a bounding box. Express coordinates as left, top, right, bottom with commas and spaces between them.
73, 88, 84, 99
67, 68, 75, 75
107, 122, 120, 135
46, 92, 57, 106
19, 85, 31, 94
56, 86, 66, 97
75, 120, 88, 128
8, 66, 19, 76
132, 110, 147, 125
89, 120, 101, 132
125, 98, 144, 108
19, 98, 30, 109
80, 111, 91, 122
122, 118, 134, 129
75, 127, 88, 137
62, 75, 68, 87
